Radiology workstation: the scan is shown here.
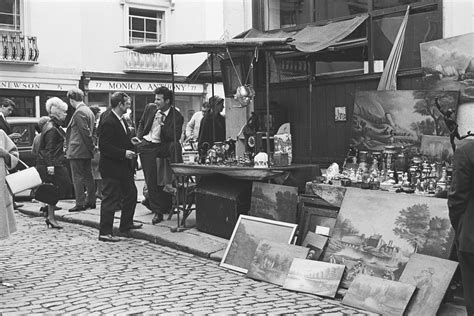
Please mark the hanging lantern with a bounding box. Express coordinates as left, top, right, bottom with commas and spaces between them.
234, 85, 255, 107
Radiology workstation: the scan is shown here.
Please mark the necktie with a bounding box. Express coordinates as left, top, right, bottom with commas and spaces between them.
121, 117, 128, 134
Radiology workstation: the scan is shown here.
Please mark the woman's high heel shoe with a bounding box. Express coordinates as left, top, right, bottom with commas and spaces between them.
45, 219, 63, 229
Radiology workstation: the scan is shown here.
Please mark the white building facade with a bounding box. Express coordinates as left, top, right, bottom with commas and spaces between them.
0, 0, 252, 125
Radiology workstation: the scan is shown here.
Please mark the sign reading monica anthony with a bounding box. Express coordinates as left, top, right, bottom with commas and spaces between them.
88, 80, 204, 94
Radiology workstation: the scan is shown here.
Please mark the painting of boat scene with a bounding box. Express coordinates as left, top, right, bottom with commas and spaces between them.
420, 33, 474, 136
247, 240, 309, 286
400, 254, 458, 316
323, 188, 454, 288
282, 258, 345, 298
351, 90, 459, 159
342, 274, 416, 316
249, 182, 298, 223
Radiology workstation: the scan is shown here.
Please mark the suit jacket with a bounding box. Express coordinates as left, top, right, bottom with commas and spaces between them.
0, 115, 11, 135
98, 109, 135, 180
448, 140, 474, 253
137, 103, 184, 162
65, 103, 95, 159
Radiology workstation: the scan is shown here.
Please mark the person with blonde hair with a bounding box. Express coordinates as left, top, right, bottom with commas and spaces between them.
36, 97, 72, 229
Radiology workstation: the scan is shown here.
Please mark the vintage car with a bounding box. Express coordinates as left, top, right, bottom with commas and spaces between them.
7, 116, 40, 168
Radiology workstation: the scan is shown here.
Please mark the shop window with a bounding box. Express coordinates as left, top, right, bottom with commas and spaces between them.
0, 0, 21, 32
373, 8, 441, 70
88, 92, 109, 107
9, 96, 34, 117
129, 8, 163, 44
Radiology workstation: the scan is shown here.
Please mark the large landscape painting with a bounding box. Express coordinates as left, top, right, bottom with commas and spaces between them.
420, 32, 474, 135
351, 90, 459, 159
322, 188, 454, 288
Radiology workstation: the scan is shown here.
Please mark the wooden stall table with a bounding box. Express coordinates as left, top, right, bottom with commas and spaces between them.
169, 163, 321, 234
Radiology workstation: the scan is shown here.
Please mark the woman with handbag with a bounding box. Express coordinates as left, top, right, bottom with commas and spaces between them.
36, 97, 72, 229
0, 129, 19, 286
0, 129, 19, 240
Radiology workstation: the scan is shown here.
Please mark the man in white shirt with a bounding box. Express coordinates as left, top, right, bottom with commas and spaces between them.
185, 102, 210, 144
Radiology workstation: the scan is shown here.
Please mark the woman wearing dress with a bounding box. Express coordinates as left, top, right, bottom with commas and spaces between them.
0, 129, 19, 284
36, 97, 71, 229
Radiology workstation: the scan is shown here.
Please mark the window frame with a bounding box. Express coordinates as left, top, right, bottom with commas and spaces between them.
0, 0, 22, 33
128, 7, 165, 44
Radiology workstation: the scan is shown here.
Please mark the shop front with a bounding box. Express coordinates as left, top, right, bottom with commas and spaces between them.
0, 72, 80, 117
81, 72, 206, 129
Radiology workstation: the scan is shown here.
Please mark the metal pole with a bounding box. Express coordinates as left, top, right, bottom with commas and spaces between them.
308, 59, 313, 164
171, 53, 177, 160
211, 52, 215, 143
265, 51, 270, 157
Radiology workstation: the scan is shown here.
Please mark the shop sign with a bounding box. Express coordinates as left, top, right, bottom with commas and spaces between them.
0, 80, 76, 91
88, 80, 204, 94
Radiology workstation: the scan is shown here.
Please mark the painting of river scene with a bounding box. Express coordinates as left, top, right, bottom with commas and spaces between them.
247, 240, 309, 286
249, 182, 298, 223
282, 258, 345, 298
323, 188, 454, 288
342, 274, 416, 316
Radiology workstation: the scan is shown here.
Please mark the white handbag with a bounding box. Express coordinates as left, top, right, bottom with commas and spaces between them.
5, 160, 43, 195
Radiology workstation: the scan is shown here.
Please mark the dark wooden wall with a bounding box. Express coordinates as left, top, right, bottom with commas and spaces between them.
255, 69, 424, 167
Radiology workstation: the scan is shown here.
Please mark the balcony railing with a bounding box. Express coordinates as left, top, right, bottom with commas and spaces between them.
124, 50, 171, 73
0, 33, 39, 64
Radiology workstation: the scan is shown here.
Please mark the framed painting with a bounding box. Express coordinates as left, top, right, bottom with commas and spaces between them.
220, 215, 298, 274
247, 239, 309, 286
323, 188, 454, 288
399, 253, 458, 316
249, 182, 298, 223
342, 274, 416, 316
282, 258, 345, 298
351, 90, 459, 159
421, 33, 474, 136
297, 194, 339, 244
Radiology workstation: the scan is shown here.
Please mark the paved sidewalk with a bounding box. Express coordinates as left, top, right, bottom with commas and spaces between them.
18, 196, 228, 263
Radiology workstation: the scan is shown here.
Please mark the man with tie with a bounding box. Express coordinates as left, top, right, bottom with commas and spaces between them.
0, 98, 22, 141
132, 86, 184, 225
97, 92, 140, 242
65, 88, 96, 212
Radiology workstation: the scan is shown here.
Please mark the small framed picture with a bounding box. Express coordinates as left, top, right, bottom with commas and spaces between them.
220, 215, 298, 274
335, 106, 346, 122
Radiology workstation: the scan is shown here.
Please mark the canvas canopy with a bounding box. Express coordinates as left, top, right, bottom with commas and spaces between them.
123, 14, 368, 55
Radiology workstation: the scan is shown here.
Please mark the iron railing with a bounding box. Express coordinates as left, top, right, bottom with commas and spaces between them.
0, 33, 38, 63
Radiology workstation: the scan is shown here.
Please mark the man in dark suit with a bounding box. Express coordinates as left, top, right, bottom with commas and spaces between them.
97, 92, 141, 242
448, 140, 474, 315
65, 88, 96, 212
132, 86, 183, 225
0, 98, 21, 141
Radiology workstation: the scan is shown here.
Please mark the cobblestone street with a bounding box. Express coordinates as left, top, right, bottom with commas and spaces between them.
0, 212, 370, 315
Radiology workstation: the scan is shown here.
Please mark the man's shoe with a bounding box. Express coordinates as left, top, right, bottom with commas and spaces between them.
129, 223, 143, 229
53, 205, 62, 211
151, 214, 163, 225
84, 203, 96, 210
69, 205, 86, 212
98, 234, 121, 242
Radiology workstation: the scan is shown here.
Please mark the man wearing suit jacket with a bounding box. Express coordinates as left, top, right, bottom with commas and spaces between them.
448, 140, 474, 315
65, 88, 96, 212
0, 98, 21, 141
132, 86, 183, 225
98, 92, 140, 242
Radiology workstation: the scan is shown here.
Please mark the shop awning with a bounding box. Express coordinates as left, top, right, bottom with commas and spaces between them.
123, 14, 368, 55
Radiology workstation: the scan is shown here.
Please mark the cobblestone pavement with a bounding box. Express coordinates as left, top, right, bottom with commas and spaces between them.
0, 213, 371, 315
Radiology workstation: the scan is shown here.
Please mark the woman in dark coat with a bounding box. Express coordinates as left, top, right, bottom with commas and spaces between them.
198, 96, 225, 160
36, 97, 72, 229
